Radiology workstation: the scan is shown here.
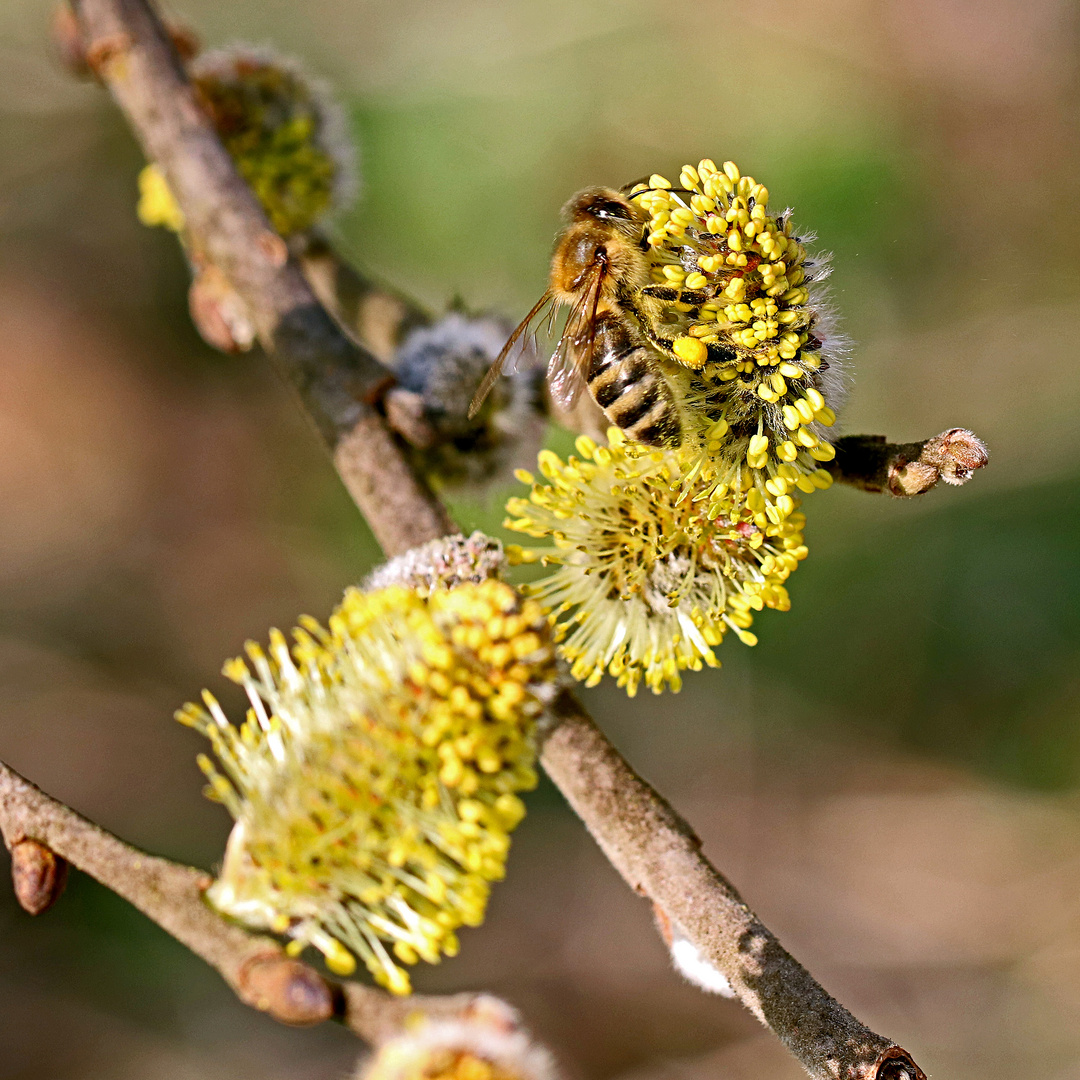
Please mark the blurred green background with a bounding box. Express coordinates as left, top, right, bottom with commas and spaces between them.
2, 1, 1080, 1078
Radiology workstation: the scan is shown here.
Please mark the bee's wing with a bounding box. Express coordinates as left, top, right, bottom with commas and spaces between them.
468, 291, 555, 419
547, 263, 604, 410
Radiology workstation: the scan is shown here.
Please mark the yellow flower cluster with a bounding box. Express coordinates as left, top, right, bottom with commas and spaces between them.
177, 581, 556, 994
370, 1045, 520, 1080
504, 432, 807, 695
359, 1016, 555, 1080
138, 46, 354, 237
629, 159, 843, 517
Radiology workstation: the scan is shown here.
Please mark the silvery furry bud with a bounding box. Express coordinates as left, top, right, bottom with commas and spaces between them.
388, 313, 546, 492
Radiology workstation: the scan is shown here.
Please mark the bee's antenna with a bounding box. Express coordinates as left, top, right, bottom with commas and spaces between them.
624, 185, 695, 199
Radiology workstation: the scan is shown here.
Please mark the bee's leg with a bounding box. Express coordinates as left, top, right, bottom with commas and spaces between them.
639, 286, 712, 305
706, 343, 738, 364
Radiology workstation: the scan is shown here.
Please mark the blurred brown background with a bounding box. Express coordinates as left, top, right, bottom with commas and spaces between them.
2, 0, 1080, 1078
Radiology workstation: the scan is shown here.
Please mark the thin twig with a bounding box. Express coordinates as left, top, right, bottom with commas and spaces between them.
295, 232, 432, 366
828, 429, 988, 496
0, 759, 496, 1040
57, 1, 951, 1075
0, 760, 328, 1025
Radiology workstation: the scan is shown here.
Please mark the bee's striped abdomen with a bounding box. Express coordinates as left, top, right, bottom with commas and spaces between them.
588, 314, 681, 447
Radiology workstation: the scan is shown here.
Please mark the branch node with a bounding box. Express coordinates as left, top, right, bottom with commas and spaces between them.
237, 953, 335, 1026
10, 838, 69, 915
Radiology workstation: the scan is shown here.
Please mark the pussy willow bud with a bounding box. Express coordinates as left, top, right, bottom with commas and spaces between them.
388, 313, 547, 492
178, 580, 557, 994
362, 532, 504, 594
356, 1015, 557, 1080
138, 45, 356, 238
504, 432, 807, 695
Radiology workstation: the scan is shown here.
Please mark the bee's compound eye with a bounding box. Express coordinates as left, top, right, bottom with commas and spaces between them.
591, 198, 632, 221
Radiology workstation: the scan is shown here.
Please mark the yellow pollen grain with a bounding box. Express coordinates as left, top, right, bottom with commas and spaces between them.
673, 336, 709, 368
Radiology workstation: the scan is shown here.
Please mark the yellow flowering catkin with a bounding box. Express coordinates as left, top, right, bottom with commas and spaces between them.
138, 46, 354, 237
358, 1016, 556, 1080
177, 581, 556, 994
504, 432, 807, 696
630, 159, 844, 514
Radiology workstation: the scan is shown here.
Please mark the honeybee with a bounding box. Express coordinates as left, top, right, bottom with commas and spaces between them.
469, 187, 684, 447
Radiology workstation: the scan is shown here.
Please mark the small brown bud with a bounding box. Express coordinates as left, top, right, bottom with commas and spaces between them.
53, 8, 196, 78
652, 901, 674, 946
257, 231, 289, 269
461, 994, 522, 1034
887, 458, 939, 498
189, 266, 257, 354
84, 31, 132, 77
385, 387, 439, 448
923, 427, 989, 486
238, 955, 333, 1026
11, 839, 68, 915
888, 427, 988, 496
167, 24, 201, 64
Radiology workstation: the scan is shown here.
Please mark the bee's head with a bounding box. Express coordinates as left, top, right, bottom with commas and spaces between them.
563, 187, 639, 229
553, 188, 646, 295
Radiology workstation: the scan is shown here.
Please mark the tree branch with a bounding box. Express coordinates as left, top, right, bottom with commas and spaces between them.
539, 696, 924, 1080
56, 1, 945, 1076
73, 0, 452, 556
828, 429, 988, 497
0, 758, 498, 1040
295, 232, 432, 367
